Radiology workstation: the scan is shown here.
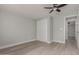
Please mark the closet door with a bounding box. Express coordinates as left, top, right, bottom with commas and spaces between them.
36, 17, 52, 43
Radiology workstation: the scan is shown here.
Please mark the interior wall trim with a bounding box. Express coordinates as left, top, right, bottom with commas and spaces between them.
0, 39, 36, 49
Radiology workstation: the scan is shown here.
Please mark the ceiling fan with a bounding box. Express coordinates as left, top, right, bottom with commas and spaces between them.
44, 4, 67, 13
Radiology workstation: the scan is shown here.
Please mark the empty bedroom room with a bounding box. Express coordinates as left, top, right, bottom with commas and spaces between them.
0, 4, 79, 55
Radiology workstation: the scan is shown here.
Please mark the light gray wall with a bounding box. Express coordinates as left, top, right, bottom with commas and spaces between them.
52, 15, 65, 43
0, 11, 36, 47
51, 4, 79, 43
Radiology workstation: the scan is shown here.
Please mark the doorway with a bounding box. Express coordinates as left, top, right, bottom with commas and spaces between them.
68, 21, 75, 40
65, 16, 77, 48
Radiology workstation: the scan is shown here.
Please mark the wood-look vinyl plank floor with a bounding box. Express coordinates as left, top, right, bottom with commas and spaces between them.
0, 38, 79, 55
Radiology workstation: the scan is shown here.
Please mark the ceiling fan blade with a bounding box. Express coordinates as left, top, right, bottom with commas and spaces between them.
56, 8, 61, 12
53, 4, 58, 7
49, 9, 53, 13
44, 7, 52, 9
57, 4, 67, 8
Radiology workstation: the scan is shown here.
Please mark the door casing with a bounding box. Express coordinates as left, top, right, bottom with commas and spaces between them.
65, 15, 77, 43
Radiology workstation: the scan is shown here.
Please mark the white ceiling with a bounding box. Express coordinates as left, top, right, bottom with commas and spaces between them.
0, 4, 51, 19
1, 4, 79, 20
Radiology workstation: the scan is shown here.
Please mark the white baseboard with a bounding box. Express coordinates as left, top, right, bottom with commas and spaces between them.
0, 39, 36, 49
52, 40, 65, 44
0, 39, 65, 49
37, 39, 52, 44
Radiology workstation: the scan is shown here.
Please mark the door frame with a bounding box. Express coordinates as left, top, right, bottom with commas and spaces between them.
65, 15, 77, 43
